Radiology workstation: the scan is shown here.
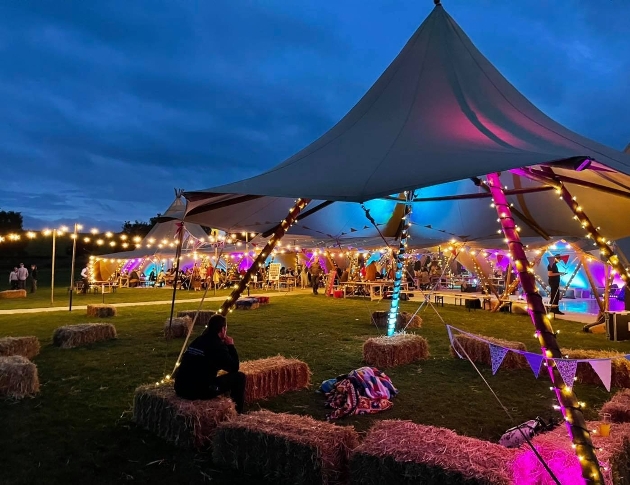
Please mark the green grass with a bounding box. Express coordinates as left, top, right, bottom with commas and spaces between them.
0, 286, 252, 310
1, 296, 628, 484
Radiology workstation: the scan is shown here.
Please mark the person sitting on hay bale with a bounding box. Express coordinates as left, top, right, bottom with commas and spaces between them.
174, 314, 246, 414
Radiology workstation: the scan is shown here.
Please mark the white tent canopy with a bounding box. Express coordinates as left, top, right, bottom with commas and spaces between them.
183, 3, 630, 248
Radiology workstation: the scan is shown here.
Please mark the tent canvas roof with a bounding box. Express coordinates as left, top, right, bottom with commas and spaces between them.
186, 4, 630, 205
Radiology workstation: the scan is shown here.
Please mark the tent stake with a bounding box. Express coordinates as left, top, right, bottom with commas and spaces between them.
217, 199, 311, 315
387, 191, 414, 337
485, 173, 603, 485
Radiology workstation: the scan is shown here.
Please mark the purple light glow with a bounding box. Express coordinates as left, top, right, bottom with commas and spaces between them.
512, 445, 584, 484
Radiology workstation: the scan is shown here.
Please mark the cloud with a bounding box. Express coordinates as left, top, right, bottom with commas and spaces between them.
0, 0, 629, 228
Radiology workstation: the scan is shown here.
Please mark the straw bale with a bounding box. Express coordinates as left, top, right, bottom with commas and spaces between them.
513, 420, 630, 485
254, 296, 270, 305
163, 317, 193, 339
213, 410, 360, 485
370, 311, 422, 331
177, 310, 215, 327
449, 333, 528, 370
350, 420, 516, 485
133, 383, 236, 449
235, 298, 259, 310
561, 348, 630, 389
0, 336, 40, 359
0, 355, 40, 399
0, 289, 27, 299
86, 304, 117, 318
52, 323, 117, 349
363, 334, 429, 368
602, 389, 630, 423
237, 355, 311, 404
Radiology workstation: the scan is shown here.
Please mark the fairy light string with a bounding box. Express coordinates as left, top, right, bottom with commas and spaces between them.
484, 172, 604, 484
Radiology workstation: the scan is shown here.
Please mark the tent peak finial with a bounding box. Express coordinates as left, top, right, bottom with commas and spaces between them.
434, 0, 441, 5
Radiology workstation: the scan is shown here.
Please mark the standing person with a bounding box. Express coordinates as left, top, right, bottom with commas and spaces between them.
174, 314, 246, 414
16, 263, 28, 290
310, 260, 321, 295
80, 265, 89, 294
300, 264, 308, 289
30, 264, 38, 293
9, 267, 18, 290
547, 254, 565, 315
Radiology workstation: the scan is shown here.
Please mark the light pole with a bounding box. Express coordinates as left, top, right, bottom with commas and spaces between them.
51, 229, 56, 306
68, 223, 82, 311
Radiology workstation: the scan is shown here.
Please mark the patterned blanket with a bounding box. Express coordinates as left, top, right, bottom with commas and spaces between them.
325, 367, 398, 420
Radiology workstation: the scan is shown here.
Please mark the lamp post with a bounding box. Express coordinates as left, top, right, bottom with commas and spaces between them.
68, 223, 82, 311
50, 229, 56, 306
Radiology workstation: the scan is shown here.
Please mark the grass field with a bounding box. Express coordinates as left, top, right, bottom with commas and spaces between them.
1, 294, 628, 484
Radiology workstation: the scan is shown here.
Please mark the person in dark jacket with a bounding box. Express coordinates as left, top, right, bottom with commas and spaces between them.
547, 254, 565, 315
174, 314, 246, 413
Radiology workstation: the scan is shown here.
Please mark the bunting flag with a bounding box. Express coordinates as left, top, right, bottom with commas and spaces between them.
555, 359, 578, 387
589, 360, 612, 392
523, 352, 544, 378
489, 344, 509, 375
447, 326, 462, 359
496, 254, 504, 265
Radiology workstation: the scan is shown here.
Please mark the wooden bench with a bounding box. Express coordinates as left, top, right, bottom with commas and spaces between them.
434, 294, 444, 306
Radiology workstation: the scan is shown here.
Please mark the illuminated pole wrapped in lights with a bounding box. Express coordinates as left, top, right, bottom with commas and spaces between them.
68, 223, 81, 311
485, 173, 603, 484
217, 198, 311, 315
387, 191, 414, 337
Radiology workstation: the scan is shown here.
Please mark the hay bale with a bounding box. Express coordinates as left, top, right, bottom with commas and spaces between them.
0, 289, 27, 299
449, 333, 529, 370
513, 420, 630, 485
371, 311, 422, 331
350, 420, 516, 485
0, 336, 40, 359
163, 317, 193, 339
561, 348, 630, 389
253, 296, 270, 305
213, 410, 360, 485
176, 310, 215, 327
238, 355, 311, 404
133, 383, 236, 449
52, 323, 117, 349
86, 304, 117, 318
601, 389, 630, 423
0, 355, 40, 399
235, 298, 260, 310
363, 334, 429, 368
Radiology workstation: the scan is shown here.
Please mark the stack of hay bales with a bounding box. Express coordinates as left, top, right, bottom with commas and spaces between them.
86, 304, 117, 318
0, 355, 40, 399
176, 310, 215, 327
449, 334, 528, 370
0, 289, 27, 299
213, 410, 359, 485
0, 336, 40, 359
363, 334, 429, 368
350, 420, 515, 484
163, 317, 193, 339
239, 356, 311, 403
561, 348, 630, 388
53, 323, 117, 349
512, 420, 630, 485
235, 298, 259, 310
253, 296, 270, 305
133, 384, 236, 448
601, 389, 630, 423
371, 311, 422, 332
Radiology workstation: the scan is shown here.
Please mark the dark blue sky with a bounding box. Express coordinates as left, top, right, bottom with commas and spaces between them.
1, 0, 629, 230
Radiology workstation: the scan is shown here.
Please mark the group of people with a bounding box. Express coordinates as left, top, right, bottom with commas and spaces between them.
8, 263, 38, 293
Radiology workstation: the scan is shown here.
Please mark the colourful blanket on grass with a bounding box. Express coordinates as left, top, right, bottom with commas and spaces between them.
325, 367, 398, 420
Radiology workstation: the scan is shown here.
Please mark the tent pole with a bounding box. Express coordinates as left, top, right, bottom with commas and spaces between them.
575, 248, 604, 315
217, 198, 311, 316
167, 224, 186, 330
485, 173, 603, 485
538, 167, 630, 303
604, 264, 611, 313
387, 191, 414, 337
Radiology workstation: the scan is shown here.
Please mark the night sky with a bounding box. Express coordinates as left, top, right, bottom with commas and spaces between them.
1, 1, 629, 230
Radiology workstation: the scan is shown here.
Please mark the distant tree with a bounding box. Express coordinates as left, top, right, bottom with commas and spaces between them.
0, 209, 23, 232
121, 217, 159, 238
0, 209, 27, 258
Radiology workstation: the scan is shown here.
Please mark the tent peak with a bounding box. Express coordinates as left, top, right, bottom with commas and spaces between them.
434, 0, 442, 5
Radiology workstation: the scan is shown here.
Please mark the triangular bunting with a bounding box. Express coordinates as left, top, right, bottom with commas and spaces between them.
589, 360, 612, 392
446, 326, 462, 359
523, 352, 544, 378
555, 359, 578, 387
489, 344, 509, 375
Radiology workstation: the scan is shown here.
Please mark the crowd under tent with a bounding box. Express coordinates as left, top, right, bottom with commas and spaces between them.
179, 2, 630, 478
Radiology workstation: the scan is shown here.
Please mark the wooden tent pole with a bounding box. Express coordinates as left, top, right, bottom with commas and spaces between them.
485, 173, 603, 484
387, 191, 414, 337
576, 249, 604, 314
217, 199, 311, 316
